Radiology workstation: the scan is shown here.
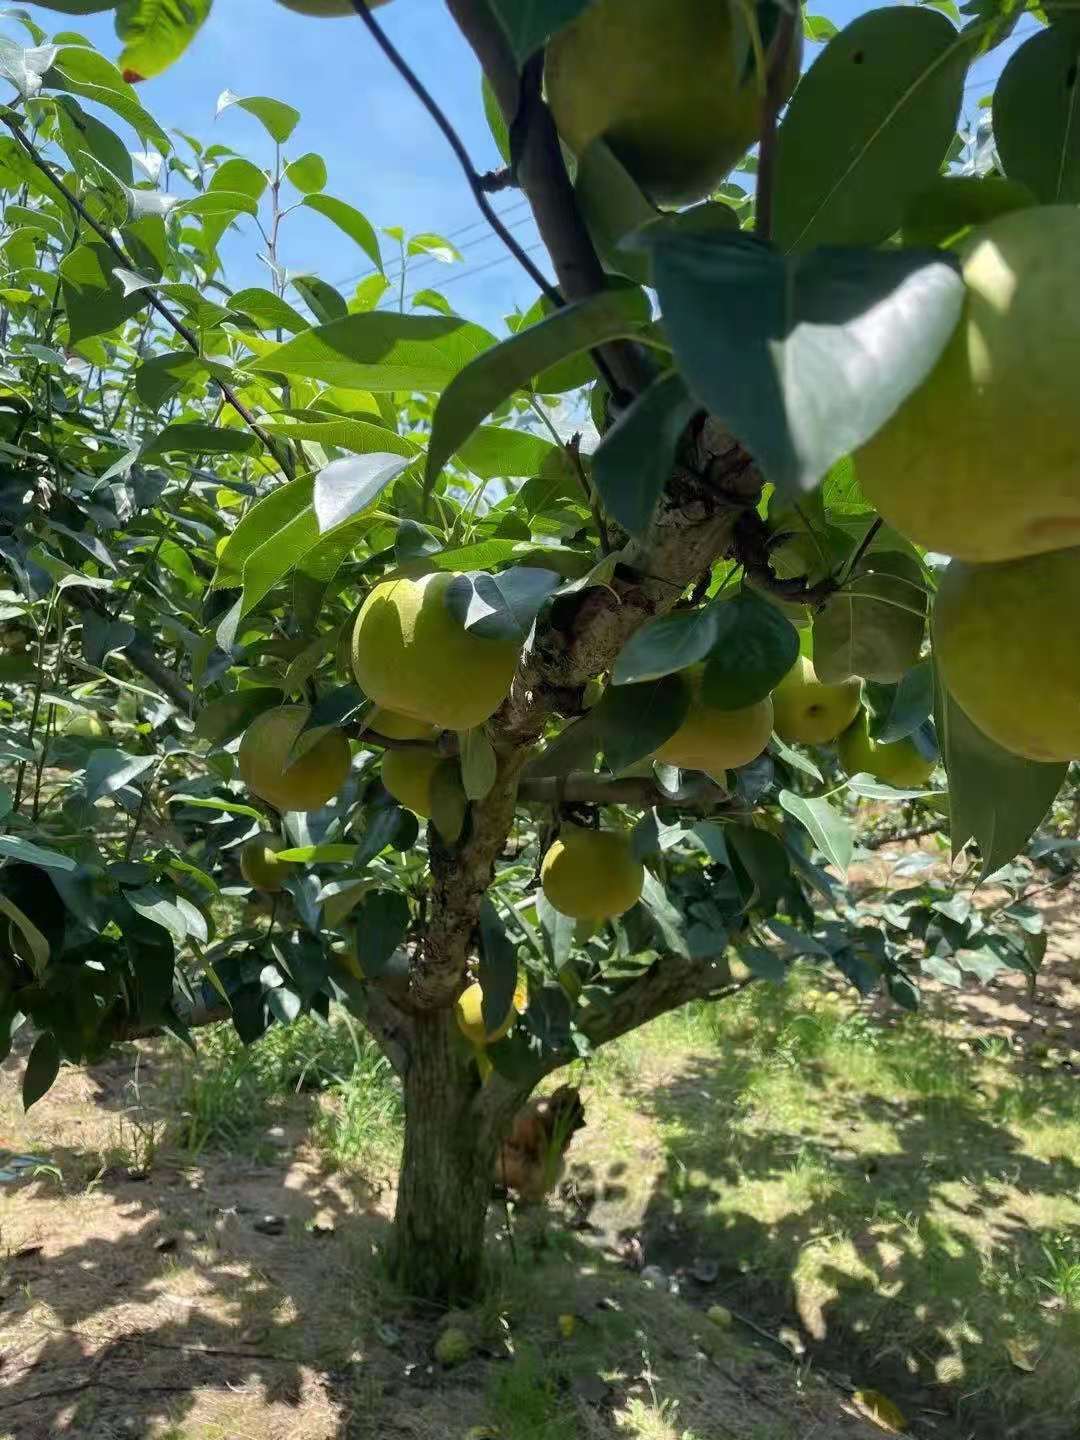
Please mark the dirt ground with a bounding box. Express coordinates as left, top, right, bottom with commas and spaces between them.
2, 841, 1078, 1439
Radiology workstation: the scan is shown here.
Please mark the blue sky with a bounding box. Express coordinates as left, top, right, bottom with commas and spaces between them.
16, 1, 1037, 332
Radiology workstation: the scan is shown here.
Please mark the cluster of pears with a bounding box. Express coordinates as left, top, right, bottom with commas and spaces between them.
858, 207, 1080, 763
546, 0, 800, 207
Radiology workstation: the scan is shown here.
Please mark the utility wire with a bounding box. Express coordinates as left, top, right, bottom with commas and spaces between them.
332, 200, 535, 291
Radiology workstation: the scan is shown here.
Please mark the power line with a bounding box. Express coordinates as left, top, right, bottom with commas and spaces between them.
362, 210, 539, 291
332, 198, 534, 291
377, 241, 549, 313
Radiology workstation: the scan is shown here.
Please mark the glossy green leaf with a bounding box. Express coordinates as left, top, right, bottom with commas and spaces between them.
779, 790, 854, 871
593, 674, 689, 772
443, 568, 560, 642
85, 748, 157, 802
302, 193, 382, 272
0, 836, 77, 870
901, 174, 1035, 248
455, 425, 556, 480
460, 727, 497, 801
60, 242, 145, 343
773, 7, 968, 251
194, 688, 282, 744
313, 454, 411, 534
353, 890, 410, 979
865, 661, 934, 743
142, 422, 260, 458
425, 289, 646, 492
592, 371, 698, 536
642, 227, 963, 497
701, 591, 800, 710
478, 898, 518, 1033
813, 552, 927, 684
250, 311, 493, 392
116, 0, 213, 81
216, 88, 300, 143
994, 26, 1080, 204
285, 150, 328, 193
47, 45, 171, 153
229, 287, 310, 333
292, 275, 347, 324
481, 74, 510, 164
612, 606, 722, 686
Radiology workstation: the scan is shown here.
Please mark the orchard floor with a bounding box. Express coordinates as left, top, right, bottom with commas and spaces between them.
2, 854, 1079, 1440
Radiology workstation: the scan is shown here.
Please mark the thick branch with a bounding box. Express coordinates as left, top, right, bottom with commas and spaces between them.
517, 770, 741, 810
576, 958, 753, 1052
444, 0, 647, 397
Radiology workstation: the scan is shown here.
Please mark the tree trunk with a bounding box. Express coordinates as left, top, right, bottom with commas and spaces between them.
387, 1010, 514, 1303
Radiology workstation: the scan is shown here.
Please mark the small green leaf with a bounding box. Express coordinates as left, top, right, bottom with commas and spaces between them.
116, 0, 212, 81
284, 150, 327, 193
84, 748, 156, 802
22, 1031, 61, 1110
292, 274, 347, 324
216, 88, 300, 143
641, 226, 964, 497
425, 289, 647, 493
459, 727, 497, 801
813, 552, 927, 684
313, 454, 411, 534
429, 759, 467, 843
443, 568, 559, 642
488, 0, 591, 63
143, 423, 260, 459
612, 606, 722, 686
592, 371, 698, 536
865, 661, 934, 743
779, 790, 854, 871
478, 897, 518, 1034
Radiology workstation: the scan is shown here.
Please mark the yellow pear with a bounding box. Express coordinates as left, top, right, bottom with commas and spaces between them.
654, 666, 773, 773
934, 549, 1080, 762
238, 705, 351, 811
838, 714, 934, 788
240, 833, 292, 893
772, 656, 861, 746
381, 748, 442, 817
540, 826, 644, 923
351, 573, 519, 732
546, 0, 799, 207
455, 974, 529, 1047
858, 207, 1080, 562
368, 707, 438, 741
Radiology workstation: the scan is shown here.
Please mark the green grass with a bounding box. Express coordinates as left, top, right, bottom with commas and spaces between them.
171, 1010, 403, 1166
582, 974, 1080, 1438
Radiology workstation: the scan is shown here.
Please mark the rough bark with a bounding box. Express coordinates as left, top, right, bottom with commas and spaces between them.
387, 1011, 523, 1301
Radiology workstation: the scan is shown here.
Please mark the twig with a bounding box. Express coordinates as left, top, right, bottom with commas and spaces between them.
347, 0, 558, 309
0, 114, 287, 471
754, 2, 798, 244
567, 432, 610, 554
837, 516, 883, 585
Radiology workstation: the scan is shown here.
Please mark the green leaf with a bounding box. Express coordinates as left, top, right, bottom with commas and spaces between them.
641, 227, 964, 497
612, 606, 722, 686
249, 311, 493, 392
126, 884, 187, 944
425, 289, 647, 493
640, 870, 690, 958
429, 759, 467, 843
994, 26, 1080, 204
173, 190, 260, 219
169, 795, 264, 820
592, 371, 698, 536
537, 891, 574, 968
22, 1031, 60, 1110
116, 0, 213, 81
481, 74, 510, 164
865, 661, 934, 743
313, 454, 411, 534
937, 674, 1066, 878
443, 568, 560, 642
773, 7, 969, 251
194, 688, 282, 745
455, 425, 556, 480
353, 890, 409, 979
574, 138, 656, 287
488, 0, 591, 63
901, 174, 1036, 248
285, 150, 327, 193
727, 826, 791, 916
779, 790, 854, 871
0, 37, 57, 99
459, 727, 497, 801
292, 275, 347, 324
46, 45, 171, 153
142, 422, 260, 459
478, 897, 518, 1034
216, 88, 299, 143
701, 591, 800, 710
84, 748, 156, 802
275, 844, 357, 864
593, 675, 689, 772
738, 944, 788, 982
813, 552, 927, 685
229, 287, 310, 334
60, 242, 145, 343
302, 193, 382, 273
0, 835, 76, 871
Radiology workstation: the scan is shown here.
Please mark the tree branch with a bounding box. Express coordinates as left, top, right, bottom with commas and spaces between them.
443, 0, 648, 399
576, 959, 754, 1053
754, 3, 800, 244
517, 770, 744, 811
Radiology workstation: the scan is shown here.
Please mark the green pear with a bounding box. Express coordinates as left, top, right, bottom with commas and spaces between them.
838, 714, 934, 788
546, 0, 800, 207
772, 656, 860, 746
858, 207, 1080, 562
934, 548, 1080, 762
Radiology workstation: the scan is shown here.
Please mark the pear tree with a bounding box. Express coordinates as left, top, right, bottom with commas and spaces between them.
0, 0, 1076, 1304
